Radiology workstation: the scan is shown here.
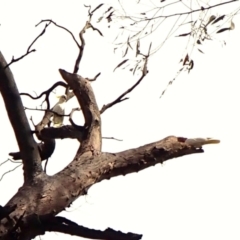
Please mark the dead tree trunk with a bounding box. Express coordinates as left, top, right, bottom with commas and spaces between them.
0, 51, 212, 240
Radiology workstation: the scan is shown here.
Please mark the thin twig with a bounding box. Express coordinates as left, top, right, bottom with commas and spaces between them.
24, 107, 71, 117
36, 20, 81, 48
100, 51, 149, 114
4, 22, 51, 69
133, 0, 238, 22
0, 159, 11, 166
21, 81, 67, 110
85, 72, 101, 82
0, 164, 22, 181
102, 137, 123, 141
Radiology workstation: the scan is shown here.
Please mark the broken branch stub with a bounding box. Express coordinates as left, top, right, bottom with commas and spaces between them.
59, 69, 102, 154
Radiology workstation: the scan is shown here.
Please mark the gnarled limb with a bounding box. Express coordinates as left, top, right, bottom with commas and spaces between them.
0, 63, 217, 239
0, 52, 42, 182
59, 69, 102, 155
0, 135, 205, 239
40, 125, 85, 140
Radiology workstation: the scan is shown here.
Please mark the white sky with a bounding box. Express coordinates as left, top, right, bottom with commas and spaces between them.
1, 0, 240, 239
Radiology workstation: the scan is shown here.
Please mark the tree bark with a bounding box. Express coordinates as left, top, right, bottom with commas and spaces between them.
0, 60, 205, 240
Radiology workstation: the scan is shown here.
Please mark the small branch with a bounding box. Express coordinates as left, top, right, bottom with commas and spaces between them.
24, 106, 71, 117
0, 52, 42, 182
103, 136, 123, 141
74, 9, 103, 73
36, 20, 81, 48
20, 81, 68, 110
133, 0, 238, 22
100, 56, 149, 114
73, 21, 89, 74
4, 22, 51, 69
44, 216, 142, 240
0, 164, 22, 182
69, 108, 82, 128
0, 158, 11, 167
40, 125, 85, 141
85, 72, 101, 82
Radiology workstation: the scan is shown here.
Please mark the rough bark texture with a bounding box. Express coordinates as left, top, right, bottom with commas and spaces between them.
0, 52, 207, 240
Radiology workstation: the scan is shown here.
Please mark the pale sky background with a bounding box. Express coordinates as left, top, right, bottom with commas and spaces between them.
0, 0, 240, 239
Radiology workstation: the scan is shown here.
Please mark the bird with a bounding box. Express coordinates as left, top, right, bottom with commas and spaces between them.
185, 137, 220, 148
9, 139, 56, 161
51, 95, 67, 128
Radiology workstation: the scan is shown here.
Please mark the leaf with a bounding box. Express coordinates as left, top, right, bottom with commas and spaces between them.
211, 15, 225, 24
106, 11, 114, 23
198, 49, 204, 54
91, 4, 104, 14
189, 60, 194, 70
216, 27, 231, 33
105, 6, 113, 14
136, 39, 140, 57
113, 59, 129, 72
97, 16, 103, 23
148, 42, 152, 56
206, 15, 216, 25
126, 36, 133, 50
123, 64, 130, 70
123, 46, 128, 57
230, 21, 235, 30
133, 63, 139, 75
176, 32, 191, 37
183, 54, 189, 66
179, 20, 194, 26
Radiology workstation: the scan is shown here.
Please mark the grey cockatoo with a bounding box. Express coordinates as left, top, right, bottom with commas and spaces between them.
51, 95, 67, 128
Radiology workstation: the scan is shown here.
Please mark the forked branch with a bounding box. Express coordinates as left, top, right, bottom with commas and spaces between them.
4, 22, 51, 69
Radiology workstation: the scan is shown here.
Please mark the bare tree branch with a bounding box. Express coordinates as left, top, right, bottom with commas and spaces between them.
24, 106, 72, 117
85, 72, 101, 82
59, 69, 102, 155
0, 52, 42, 182
21, 81, 67, 110
103, 136, 123, 141
44, 216, 142, 240
4, 22, 51, 69
100, 56, 149, 114
40, 125, 85, 141
93, 136, 203, 182
36, 20, 81, 48
0, 164, 22, 182
132, 0, 238, 22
